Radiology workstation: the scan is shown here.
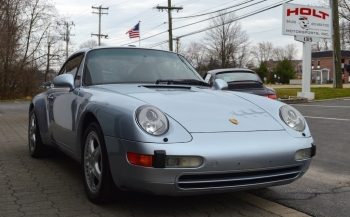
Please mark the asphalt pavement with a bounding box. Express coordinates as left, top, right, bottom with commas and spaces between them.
250, 98, 350, 217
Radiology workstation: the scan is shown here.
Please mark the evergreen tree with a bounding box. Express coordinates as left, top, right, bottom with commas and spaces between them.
273, 59, 296, 84
255, 61, 269, 82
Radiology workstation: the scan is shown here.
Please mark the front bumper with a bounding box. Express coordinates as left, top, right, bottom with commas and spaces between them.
104, 131, 314, 196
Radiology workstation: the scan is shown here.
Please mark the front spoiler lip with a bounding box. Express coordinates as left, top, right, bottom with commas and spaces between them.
174, 163, 304, 191
111, 166, 309, 196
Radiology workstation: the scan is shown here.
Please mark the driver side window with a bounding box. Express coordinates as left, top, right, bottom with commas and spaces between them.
59, 54, 84, 78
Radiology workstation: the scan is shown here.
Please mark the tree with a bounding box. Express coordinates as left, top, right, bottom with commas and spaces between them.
339, 0, 350, 21
244, 61, 256, 71
250, 42, 274, 65
272, 59, 296, 84
79, 39, 98, 49
202, 10, 249, 68
273, 43, 298, 61
181, 42, 207, 70
0, 0, 62, 99
0, 0, 22, 99
312, 38, 332, 51
255, 61, 269, 82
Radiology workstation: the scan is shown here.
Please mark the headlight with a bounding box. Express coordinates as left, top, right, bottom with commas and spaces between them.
136, 105, 169, 135
279, 105, 305, 131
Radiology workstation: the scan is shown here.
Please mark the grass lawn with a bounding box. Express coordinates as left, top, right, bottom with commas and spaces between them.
276, 87, 350, 100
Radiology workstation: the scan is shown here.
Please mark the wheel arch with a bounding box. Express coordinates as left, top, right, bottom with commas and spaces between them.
77, 111, 101, 163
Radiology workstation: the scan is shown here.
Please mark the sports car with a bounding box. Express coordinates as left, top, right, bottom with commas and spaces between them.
28, 46, 315, 204
203, 69, 277, 99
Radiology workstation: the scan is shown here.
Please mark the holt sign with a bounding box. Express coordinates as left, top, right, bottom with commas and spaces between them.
282, 3, 332, 39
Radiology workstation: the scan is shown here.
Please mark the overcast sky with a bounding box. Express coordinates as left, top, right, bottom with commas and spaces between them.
54, 0, 325, 58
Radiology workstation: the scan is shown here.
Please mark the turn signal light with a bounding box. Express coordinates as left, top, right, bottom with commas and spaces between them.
127, 152, 153, 167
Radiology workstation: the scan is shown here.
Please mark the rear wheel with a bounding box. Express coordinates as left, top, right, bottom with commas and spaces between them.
82, 122, 116, 204
28, 110, 47, 158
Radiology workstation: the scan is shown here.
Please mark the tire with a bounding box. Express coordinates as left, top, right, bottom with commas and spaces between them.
82, 122, 116, 204
28, 110, 47, 158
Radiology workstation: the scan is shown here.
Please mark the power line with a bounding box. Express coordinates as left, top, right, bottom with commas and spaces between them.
107, 22, 166, 43
119, 0, 261, 46
176, 0, 293, 39
108, 0, 131, 7
173, 0, 254, 19
69, 0, 108, 19
248, 28, 280, 35
148, 40, 169, 48
172, 0, 266, 32
121, 30, 169, 46
174, 0, 240, 20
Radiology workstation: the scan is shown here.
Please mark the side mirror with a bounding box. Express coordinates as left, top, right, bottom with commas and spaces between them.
53, 74, 75, 91
214, 79, 228, 90
43, 81, 52, 89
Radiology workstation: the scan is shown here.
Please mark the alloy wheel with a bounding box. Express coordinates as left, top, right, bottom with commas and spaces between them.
29, 113, 36, 152
84, 131, 103, 193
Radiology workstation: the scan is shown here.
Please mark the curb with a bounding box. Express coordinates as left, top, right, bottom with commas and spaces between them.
232, 192, 311, 217
279, 98, 308, 104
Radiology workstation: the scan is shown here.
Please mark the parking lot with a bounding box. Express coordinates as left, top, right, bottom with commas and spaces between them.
1, 99, 349, 217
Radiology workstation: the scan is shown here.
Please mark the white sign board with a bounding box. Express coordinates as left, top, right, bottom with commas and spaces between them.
282, 3, 332, 39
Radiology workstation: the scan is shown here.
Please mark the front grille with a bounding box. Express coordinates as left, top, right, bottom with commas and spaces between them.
177, 166, 301, 189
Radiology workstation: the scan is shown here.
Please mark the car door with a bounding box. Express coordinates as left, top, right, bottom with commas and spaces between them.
48, 54, 84, 153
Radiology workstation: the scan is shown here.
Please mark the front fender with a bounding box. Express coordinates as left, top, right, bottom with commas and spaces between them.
31, 94, 51, 145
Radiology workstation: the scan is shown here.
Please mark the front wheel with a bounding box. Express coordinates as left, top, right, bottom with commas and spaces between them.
28, 110, 46, 158
82, 122, 116, 204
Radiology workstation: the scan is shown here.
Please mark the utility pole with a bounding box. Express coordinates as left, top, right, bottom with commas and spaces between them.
45, 39, 59, 81
92, 5, 108, 46
156, 1, 183, 51
58, 21, 75, 59
331, 0, 343, 88
175, 37, 179, 53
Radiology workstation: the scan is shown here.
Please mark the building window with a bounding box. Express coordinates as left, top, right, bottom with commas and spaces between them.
317, 60, 320, 68
348, 59, 350, 64
312, 60, 314, 68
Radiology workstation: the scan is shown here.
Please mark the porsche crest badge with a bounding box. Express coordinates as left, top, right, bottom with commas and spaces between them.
229, 118, 238, 125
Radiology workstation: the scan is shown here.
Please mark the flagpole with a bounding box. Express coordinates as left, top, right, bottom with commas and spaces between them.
139, 21, 141, 47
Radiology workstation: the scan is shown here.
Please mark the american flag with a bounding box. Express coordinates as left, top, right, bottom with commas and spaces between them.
126, 23, 140, 38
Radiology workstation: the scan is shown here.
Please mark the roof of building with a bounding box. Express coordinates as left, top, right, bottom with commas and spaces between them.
312, 50, 350, 58
265, 59, 302, 69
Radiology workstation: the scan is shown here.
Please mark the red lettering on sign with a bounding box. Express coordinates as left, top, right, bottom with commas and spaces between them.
286, 7, 330, 20
319, 11, 329, 20
287, 8, 298, 16
313, 9, 322, 18
300, 8, 311, 15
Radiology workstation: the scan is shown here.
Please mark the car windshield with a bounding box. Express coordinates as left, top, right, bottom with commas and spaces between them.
83, 48, 203, 85
216, 71, 261, 83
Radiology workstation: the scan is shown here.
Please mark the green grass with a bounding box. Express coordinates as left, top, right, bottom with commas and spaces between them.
276, 87, 350, 100
0, 98, 32, 102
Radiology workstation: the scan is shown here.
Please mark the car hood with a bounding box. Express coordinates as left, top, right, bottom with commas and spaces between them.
98, 84, 284, 133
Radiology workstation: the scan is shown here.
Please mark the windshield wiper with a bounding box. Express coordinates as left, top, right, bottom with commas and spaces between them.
155, 79, 210, 87
228, 80, 263, 84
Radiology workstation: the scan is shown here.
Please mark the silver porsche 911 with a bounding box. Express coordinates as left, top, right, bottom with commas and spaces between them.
28, 46, 315, 204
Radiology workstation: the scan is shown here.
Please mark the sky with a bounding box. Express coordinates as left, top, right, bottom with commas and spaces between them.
54, 0, 325, 58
